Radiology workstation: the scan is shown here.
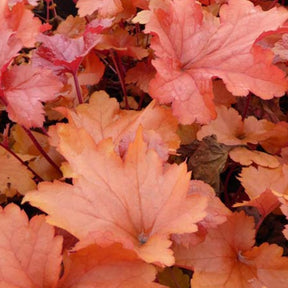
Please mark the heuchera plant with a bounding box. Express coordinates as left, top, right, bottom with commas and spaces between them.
2, 0, 288, 287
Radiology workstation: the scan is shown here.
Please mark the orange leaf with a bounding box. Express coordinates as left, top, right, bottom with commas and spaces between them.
174, 212, 288, 288
96, 27, 148, 60
11, 124, 63, 181
56, 15, 86, 38
146, 0, 288, 124
58, 243, 164, 288
259, 121, 288, 154
0, 145, 36, 196
24, 127, 207, 266
0, 203, 62, 288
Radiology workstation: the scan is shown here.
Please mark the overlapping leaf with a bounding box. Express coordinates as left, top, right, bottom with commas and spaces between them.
24, 127, 207, 266
146, 0, 288, 124
0, 204, 63, 288
1, 64, 62, 128
58, 243, 164, 288
54, 91, 180, 159
174, 212, 288, 288
0, 145, 36, 196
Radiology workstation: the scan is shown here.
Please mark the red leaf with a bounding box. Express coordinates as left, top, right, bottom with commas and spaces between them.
146, 0, 288, 124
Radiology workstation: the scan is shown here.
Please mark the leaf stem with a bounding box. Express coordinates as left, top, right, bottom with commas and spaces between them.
72, 72, 83, 104
241, 92, 251, 120
110, 49, 129, 109
22, 126, 62, 176
0, 142, 44, 182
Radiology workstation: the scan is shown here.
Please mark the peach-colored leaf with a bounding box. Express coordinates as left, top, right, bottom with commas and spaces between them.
58, 243, 164, 288
229, 147, 280, 168
56, 91, 179, 160
197, 105, 272, 146
1, 64, 62, 128
146, 0, 288, 124
172, 180, 230, 248
188, 180, 231, 229
0, 203, 62, 288
76, 0, 123, 17
239, 164, 288, 200
24, 127, 207, 266
174, 212, 288, 288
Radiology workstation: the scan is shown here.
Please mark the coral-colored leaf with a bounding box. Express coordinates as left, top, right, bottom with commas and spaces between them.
146, 0, 288, 124
33, 19, 112, 75
174, 212, 288, 288
5, 2, 42, 47
0, 29, 22, 69
24, 127, 207, 266
59, 243, 163, 288
273, 33, 288, 62
0, 203, 62, 288
126, 62, 156, 93
1, 64, 62, 128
